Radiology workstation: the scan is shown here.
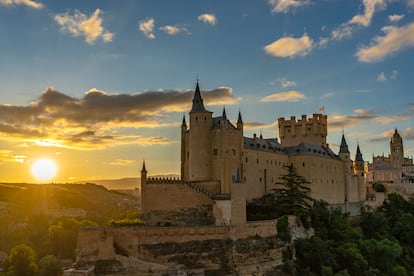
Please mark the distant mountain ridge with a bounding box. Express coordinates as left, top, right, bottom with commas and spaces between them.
89, 174, 179, 190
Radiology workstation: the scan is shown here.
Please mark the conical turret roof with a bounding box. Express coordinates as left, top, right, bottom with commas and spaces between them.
339, 134, 350, 154
190, 81, 207, 112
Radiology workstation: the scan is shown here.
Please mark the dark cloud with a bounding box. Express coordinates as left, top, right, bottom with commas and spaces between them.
0, 86, 238, 149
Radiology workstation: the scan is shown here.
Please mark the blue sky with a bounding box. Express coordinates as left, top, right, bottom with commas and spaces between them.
0, 0, 414, 182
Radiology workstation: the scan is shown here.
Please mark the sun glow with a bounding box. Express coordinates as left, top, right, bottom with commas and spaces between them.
31, 158, 57, 181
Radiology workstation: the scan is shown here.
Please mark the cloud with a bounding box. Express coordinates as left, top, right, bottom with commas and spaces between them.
321, 92, 335, 99
264, 34, 313, 58
331, 0, 386, 41
268, 0, 310, 13
349, 0, 386, 27
389, 14, 404, 23
281, 78, 296, 88
0, 150, 26, 164
159, 25, 190, 36
0, 0, 42, 9
139, 18, 155, 39
54, 9, 114, 44
356, 22, 414, 62
110, 159, 135, 166
377, 72, 387, 82
0, 86, 239, 149
409, 0, 414, 8
198, 13, 217, 25
328, 110, 378, 130
329, 108, 412, 131
260, 91, 305, 102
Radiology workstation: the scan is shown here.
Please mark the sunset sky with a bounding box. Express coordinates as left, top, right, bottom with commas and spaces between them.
1, 0, 414, 183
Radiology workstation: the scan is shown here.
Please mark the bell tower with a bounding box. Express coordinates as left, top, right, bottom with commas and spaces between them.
390, 129, 404, 170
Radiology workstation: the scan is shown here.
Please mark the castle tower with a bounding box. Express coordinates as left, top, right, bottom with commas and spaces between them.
338, 133, 350, 161
237, 110, 243, 132
180, 115, 187, 179
278, 114, 328, 147
338, 133, 353, 203
390, 129, 404, 170
353, 144, 364, 176
220, 107, 229, 193
188, 81, 213, 181
140, 160, 147, 213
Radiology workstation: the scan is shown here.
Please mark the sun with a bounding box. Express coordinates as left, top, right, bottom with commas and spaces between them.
31, 158, 57, 181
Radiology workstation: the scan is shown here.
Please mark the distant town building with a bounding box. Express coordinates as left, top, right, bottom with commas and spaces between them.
367, 129, 414, 185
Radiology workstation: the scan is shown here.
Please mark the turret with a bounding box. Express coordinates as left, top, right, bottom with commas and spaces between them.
180, 115, 187, 179
141, 160, 147, 184
140, 160, 147, 213
338, 133, 350, 161
237, 110, 243, 131
353, 144, 364, 176
188, 81, 213, 181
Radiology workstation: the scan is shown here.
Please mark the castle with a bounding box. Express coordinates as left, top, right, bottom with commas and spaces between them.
73, 82, 414, 274
140, 81, 366, 229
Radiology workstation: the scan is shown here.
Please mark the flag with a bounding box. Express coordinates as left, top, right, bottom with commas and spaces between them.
319, 105, 325, 112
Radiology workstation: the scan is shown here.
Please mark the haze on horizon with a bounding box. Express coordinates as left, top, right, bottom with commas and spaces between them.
1, 0, 414, 183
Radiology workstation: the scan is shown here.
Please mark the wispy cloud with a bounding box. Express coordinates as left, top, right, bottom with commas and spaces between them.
332, 0, 386, 41
356, 22, 414, 63
0, 150, 26, 164
321, 92, 335, 99
0, 0, 42, 9
260, 91, 305, 102
0, 86, 239, 149
389, 14, 404, 23
281, 78, 297, 88
159, 25, 190, 36
377, 72, 387, 82
139, 18, 155, 39
264, 34, 313, 58
54, 9, 114, 44
268, 0, 310, 13
198, 13, 217, 25
329, 108, 412, 131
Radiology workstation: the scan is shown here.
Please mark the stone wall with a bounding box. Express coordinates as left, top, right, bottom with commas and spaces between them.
246, 220, 278, 238
142, 181, 212, 213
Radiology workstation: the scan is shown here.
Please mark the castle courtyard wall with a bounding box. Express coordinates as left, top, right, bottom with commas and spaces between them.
143, 182, 212, 212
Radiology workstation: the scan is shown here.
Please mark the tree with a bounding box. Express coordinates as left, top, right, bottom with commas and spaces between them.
361, 238, 402, 273
273, 164, 312, 217
38, 255, 61, 276
246, 164, 313, 220
3, 244, 38, 276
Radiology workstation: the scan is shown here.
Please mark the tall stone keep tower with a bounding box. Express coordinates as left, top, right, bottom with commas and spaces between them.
278, 114, 328, 147
390, 129, 404, 170
187, 81, 213, 181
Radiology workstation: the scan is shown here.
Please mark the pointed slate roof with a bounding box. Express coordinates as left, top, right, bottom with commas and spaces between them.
339, 134, 350, 154
355, 144, 364, 162
190, 81, 207, 112
141, 160, 147, 173
181, 115, 187, 128
222, 106, 227, 120
237, 110, 243, 125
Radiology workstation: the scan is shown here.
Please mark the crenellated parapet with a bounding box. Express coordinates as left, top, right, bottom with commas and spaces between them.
278, 113, 327, 147
146, 177, 185, 184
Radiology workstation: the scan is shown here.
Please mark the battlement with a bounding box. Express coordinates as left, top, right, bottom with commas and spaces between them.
278, 113, 327, 147
146, 177, 185, 184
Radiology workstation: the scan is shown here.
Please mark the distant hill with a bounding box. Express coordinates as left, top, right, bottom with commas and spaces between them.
0, 182, 139, 223
91, 177, 140, 190
89, 174, 180, 190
